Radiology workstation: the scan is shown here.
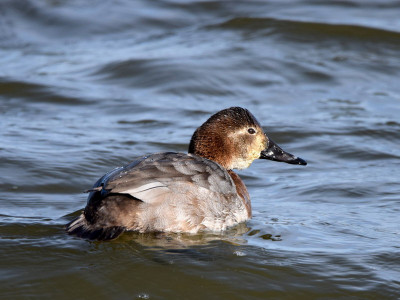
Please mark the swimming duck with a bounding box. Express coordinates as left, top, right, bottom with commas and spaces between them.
66, 107, 306, 240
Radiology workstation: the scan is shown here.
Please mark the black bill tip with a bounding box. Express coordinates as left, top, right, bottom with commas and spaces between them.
287, 156, 307, 166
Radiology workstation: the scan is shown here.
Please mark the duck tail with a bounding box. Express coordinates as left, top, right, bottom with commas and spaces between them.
65, 214, 125, 241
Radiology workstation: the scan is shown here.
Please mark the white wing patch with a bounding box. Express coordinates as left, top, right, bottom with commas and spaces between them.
122, 182, 170, 204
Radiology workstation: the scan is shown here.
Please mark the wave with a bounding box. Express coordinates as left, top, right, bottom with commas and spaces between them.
210, 17, 400, 46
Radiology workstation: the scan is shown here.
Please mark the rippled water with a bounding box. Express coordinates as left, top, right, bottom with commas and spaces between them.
1, 0, 400, 299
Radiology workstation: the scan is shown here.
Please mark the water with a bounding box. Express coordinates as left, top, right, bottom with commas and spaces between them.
1, 0, 400, 299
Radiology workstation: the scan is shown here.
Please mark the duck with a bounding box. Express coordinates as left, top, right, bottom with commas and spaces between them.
66, 107, 306, 240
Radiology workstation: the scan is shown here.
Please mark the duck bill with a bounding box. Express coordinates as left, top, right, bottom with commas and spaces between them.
260, 138, 307, 166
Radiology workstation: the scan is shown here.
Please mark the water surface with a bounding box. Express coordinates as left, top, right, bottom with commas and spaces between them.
1, 0, 400, 299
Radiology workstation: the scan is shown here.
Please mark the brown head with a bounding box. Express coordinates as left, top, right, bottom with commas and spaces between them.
188, 107, 307, 170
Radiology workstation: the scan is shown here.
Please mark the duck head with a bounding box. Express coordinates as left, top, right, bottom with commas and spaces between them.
188, 107, 307, 170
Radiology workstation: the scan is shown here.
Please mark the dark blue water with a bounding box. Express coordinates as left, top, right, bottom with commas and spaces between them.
1, 1, 400, 299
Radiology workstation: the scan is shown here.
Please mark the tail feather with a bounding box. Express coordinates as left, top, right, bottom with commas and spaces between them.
66, 214, 125, 241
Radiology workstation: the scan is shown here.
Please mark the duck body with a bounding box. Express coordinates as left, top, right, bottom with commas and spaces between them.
66, 107, 306, 240
67, 152, 250, 240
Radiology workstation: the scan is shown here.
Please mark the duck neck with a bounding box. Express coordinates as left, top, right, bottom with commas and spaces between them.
227, 170, 252, 218
188, 128, 233, 169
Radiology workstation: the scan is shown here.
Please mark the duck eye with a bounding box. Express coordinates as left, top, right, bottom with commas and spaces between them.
247, 128, 256, 134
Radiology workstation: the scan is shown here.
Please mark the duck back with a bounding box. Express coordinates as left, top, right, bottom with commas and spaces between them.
66, 152, 250, 240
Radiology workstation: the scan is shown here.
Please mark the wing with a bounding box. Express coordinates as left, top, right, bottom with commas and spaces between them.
87, 152, 237, 205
